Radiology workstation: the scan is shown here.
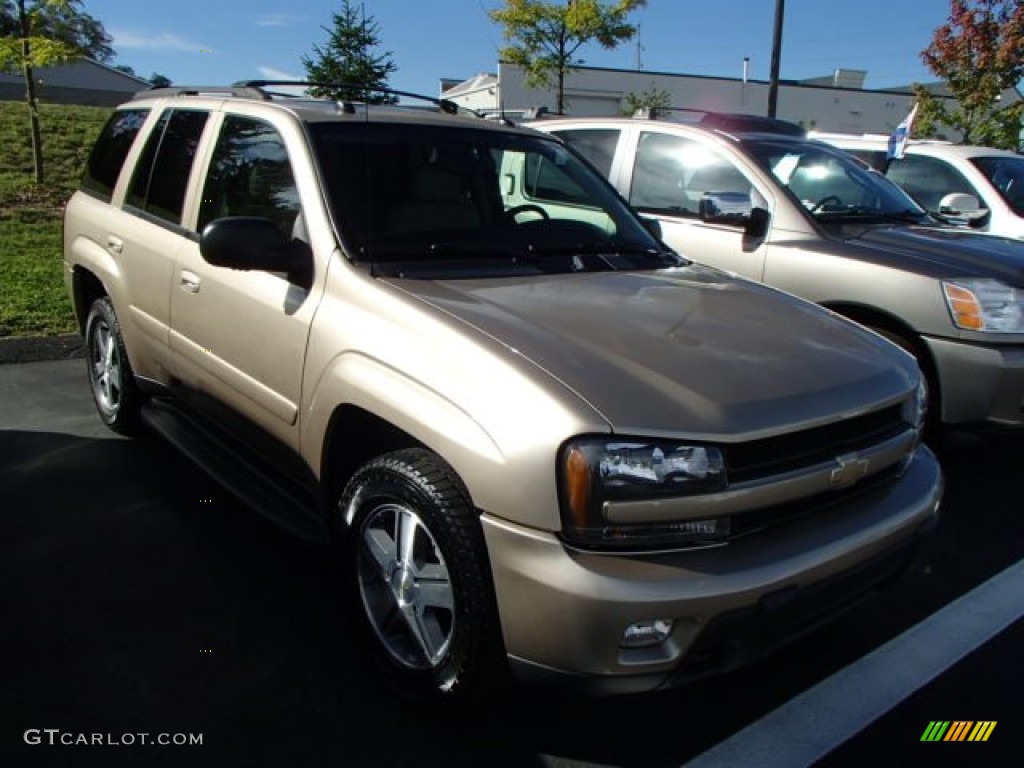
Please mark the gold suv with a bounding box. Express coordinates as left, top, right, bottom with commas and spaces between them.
64, 83, 942, 699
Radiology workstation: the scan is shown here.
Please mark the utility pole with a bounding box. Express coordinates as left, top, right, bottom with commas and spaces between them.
767, 0, 784, 118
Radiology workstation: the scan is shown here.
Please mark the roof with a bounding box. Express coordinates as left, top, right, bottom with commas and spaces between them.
813, 132, 1021, 159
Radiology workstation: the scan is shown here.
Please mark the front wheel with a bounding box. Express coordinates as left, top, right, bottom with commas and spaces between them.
338, 448, 504, 701
84, 296, 141, 435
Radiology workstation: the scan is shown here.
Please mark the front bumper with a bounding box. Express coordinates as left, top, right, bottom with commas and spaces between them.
925, 336, 1024, 428
481, 445, 942, 694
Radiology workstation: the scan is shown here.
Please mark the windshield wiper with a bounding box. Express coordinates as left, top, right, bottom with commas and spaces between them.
528, 241, 686, 268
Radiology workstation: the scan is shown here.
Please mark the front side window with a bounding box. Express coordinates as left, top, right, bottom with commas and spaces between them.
972, 155, 1024, 216
885, 155, 977, 212
81, 109, 149, 201
126, 109, 209, 224
198, 116, 301, 236
630, 132, 750, 219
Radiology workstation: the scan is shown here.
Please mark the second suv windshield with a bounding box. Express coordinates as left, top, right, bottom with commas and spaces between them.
745, 139, 927, 221
310, 122, 678, 275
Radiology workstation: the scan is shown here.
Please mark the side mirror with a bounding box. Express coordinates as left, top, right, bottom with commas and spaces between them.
938, 192, 987, 221
699, 191, 753, 224
746, 206, 771, 239
200, 217, 301, 272
639, 216, 662, 240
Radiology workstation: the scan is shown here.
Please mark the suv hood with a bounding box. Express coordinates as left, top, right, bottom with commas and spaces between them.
390, 265, 915, 439
843, 223, 1024, 284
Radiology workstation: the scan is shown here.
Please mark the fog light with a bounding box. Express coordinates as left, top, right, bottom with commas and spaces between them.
621, 619, 674, 649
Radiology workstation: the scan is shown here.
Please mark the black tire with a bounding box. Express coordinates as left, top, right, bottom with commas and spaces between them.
338, 448, 505, 702
84, 296, 142, 435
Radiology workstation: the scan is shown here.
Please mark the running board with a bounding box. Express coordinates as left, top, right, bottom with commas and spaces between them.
141, 400, 330, 544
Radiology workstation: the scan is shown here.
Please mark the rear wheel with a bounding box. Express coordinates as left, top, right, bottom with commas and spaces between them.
338, 448, 504, 702
85, 296, 141, 435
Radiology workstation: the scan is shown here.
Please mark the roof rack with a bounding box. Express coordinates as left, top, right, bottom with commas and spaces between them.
634, 107, 806, 137
133, 81, 471, 117
133, 85, 271, 101
234, 80, 466, 115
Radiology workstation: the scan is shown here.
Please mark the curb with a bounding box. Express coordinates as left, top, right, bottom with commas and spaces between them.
0, 333, 85, 365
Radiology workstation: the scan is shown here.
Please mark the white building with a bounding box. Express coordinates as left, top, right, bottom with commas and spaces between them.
443, 62, 1020, 140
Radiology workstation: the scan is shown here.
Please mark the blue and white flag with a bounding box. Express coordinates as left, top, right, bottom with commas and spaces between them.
887, 102, 919, 160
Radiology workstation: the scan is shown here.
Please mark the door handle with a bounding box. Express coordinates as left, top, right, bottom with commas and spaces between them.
180, 271, 201, 294
107, 236, 123, 254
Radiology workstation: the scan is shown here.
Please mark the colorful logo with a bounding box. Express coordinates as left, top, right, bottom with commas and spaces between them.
921, 721, 996, 742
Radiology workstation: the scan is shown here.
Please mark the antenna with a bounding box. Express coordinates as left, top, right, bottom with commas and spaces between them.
636, 23, 644, 71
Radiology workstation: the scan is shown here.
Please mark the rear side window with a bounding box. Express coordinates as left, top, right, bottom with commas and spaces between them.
551, 128, 620, 177
81, 109, 149, 201
126, 109, 209, 225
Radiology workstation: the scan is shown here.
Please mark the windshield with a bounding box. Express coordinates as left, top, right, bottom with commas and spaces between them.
309, 122, 678, 275
972, 155, 1024, 217
745, 139, 927, 221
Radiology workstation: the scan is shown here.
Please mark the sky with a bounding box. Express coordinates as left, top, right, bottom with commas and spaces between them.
86, 0, 954, 98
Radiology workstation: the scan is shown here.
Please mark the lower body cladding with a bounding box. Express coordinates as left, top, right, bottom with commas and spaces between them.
926, 336, 1024, 428
481, 446, 943, 695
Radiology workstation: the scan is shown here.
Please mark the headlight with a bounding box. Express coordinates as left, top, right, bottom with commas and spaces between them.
559, 438, 728, 551
942, 279, 1024, 333
902, 377, 928, 432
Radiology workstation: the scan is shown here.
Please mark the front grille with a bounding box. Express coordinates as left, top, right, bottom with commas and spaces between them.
724, 403, 906, 485
730, 463, 904, 539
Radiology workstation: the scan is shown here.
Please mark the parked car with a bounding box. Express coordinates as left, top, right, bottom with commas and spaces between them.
528, 114, 1024, 433
64, 84, 941, 700
812, 132, 1024, 239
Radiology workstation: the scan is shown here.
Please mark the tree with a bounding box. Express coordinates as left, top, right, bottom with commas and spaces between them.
489, 0, 646, 114
0, 0, 114, 183
149, 72, 171, 88
301, 0, 398, 104
914, 0, 1024, 148
622, 84, 670, 116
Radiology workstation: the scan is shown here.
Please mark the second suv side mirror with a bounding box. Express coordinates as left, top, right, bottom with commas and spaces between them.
200, 217, 302, 273
938, 192, 987, 222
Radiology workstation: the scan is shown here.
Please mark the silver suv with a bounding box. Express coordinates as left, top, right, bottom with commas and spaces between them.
64, 84, 941, 699
531, 114, 1024, 433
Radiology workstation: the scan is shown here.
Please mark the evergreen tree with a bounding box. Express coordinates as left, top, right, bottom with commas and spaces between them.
301, 1, 398, 104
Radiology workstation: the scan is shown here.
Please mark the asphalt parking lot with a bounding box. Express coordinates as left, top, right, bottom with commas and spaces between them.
1, 357, 1022, 767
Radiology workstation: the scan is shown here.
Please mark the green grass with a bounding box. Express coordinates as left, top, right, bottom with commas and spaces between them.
0, 101, 111, 336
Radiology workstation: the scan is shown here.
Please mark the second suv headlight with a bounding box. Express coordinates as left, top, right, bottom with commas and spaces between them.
559, 438, 728, 551
942, 278, 1024, 332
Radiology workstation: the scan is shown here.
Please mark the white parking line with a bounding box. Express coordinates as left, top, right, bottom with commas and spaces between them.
683, 558, 1024, 768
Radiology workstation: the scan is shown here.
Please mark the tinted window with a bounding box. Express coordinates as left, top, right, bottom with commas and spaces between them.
553, 128, 620, 177
973, 155, 1024, 216
198, 116, 300, 236
886, 155, 977, 212
81, 109, 149, 200
127, 109, 209, 224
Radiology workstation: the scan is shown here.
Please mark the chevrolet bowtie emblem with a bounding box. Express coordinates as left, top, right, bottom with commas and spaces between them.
830, 452, 869, 489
